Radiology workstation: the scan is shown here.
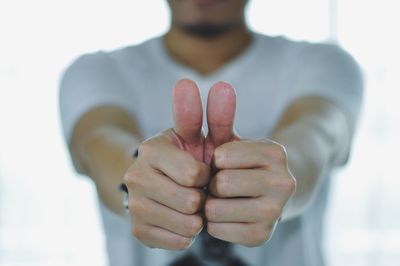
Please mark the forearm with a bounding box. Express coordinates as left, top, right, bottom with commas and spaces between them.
77, 125, 141, 215
271, 101, 349, 221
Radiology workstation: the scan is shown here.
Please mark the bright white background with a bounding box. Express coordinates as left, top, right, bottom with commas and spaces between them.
0, 1, 399, 265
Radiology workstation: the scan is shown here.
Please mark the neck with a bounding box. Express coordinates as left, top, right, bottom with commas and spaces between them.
164, 23, 252, 75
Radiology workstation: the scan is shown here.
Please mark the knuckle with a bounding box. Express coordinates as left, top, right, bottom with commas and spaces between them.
260, 142, 272, 157
247, 225, 270, 247
246, 224, 260, 245
177, 237, 193, 250
181, 163, 201, 187
138, 139, 157, 158
183, 190, 202, 214
131, 225, 146, 242
265, 173, 296, 195
264, 142, 287, 164
257, 228, 271, 246
270, 143, 287, 165
122, 165, 135, 183
129, 199, 145, 217
123, 167, 143, 188
277, 175, 296, 194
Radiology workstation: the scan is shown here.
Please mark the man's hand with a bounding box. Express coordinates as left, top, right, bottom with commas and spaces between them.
205, 139, 296, 246
203, 83, 296, 247
123, 80, 210, 250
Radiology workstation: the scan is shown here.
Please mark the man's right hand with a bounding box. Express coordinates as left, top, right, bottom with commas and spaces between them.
123, 80, 210, 250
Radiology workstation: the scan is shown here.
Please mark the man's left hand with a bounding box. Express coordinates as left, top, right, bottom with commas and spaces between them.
205, 136, 296, 247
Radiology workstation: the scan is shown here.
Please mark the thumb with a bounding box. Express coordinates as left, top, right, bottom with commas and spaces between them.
206, 81, 237, 147
172, 79, 203, 145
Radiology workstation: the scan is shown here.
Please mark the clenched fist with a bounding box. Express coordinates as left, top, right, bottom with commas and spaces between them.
205, 138, 296, 246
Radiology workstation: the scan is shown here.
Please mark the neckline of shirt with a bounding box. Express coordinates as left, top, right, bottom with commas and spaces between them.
151, 31, 265, 83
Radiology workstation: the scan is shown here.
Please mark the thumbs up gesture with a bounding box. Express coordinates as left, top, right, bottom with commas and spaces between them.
124, 79, 296, 249
172, 79, 239, 164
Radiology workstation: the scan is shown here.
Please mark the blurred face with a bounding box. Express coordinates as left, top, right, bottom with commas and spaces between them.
167, 0, 248, 38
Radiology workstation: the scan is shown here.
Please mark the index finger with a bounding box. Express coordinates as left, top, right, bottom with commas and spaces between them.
140, 135, 210, 187
213, 140, 288, 171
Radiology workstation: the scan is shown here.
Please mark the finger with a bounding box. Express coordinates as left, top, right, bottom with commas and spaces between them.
172, 79, 203, 145
213, 140, 288, 170
207, 222, 271, 247
133, 197, 204, 238
208, 169, 268, 198
143, 171, 206, 215
132, 224, 193, 250
206, 82, 237, 147
205, 197, 273, 223
141, 137, 210, 187
209, 169, 293, 200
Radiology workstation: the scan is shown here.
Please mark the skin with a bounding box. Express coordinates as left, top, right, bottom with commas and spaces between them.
164, 0, 251, 74
69, 0, 350, 249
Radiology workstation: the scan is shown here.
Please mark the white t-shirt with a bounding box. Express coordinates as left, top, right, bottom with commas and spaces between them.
59, 32, 363, 266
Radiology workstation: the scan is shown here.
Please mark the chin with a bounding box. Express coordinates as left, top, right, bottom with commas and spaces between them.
168, 0, 246, 27
179, 22, 237, 38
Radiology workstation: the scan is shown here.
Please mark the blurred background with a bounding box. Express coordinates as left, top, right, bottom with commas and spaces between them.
0, 0, 399, 265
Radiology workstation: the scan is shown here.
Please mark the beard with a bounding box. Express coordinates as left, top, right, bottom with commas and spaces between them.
178, 21, 237, 39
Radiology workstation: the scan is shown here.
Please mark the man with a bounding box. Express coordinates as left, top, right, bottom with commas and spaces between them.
59, 0, 363, 265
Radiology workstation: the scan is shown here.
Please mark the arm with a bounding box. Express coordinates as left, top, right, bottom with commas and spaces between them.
69, 106, 142, 215
271, 96, 349, 220
69, 80, 211, 250
205, 95, 351, 246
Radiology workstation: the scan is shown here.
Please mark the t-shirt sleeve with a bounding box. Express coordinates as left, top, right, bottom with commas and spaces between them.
287, 42, 364, 165
59, 52, 134, 144
59, 52, 135, 173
